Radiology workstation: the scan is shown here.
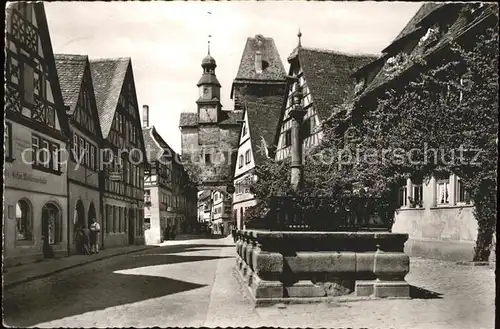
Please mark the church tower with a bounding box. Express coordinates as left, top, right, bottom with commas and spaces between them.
196, 50, 222, 124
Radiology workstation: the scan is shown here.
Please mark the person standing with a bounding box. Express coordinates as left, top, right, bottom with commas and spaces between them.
89, 218, 100, 254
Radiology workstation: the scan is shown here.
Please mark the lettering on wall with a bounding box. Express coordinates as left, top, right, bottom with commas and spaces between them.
5, 171, 48, 184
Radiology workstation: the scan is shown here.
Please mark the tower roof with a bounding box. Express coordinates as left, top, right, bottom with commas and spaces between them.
202, 54, 216, 67
233, 34, 287, 82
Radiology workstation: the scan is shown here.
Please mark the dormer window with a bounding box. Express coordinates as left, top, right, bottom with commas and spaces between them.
354, 78, 366, 96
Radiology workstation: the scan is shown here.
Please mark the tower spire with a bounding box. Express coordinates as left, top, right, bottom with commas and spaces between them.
298, 28, 302, 47
207, 11, 212, 55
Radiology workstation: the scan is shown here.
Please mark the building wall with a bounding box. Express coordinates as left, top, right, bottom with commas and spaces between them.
144, 186, 161, 245
103, 196, 144, 248
4, 120, 69, 266
392, 174, 477, 261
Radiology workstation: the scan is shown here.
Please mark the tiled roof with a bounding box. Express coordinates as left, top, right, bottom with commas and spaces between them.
54, 54, 87, 115
179, 110, 242, 127
359, 3, 488, 99
234, 34, 287, 82
142, 125, 178, 163
89, 57, 130, 138
245, 95, 284, 165
296, 47, 377, 120
179, 112, 198, 127
392, 3, 447, 44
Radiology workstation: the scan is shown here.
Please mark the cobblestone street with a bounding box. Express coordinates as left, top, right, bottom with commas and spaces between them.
3, 237, 495, 328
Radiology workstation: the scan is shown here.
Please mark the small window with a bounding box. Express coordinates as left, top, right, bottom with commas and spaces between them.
90, 145, 95, 170
22, 62, 35, 105
436, 180, 450, 205
238, 155, 244, 168
5, 122, 13, 161
411, 184, 423, 207
51, 143, 59, 171
41, 140, 50, 168
457, 178, 471, 204
284, 130, 292, 147
85, 141, 90, 167
242, 123, 247, 137
205, 153, 211, 165
245, 149, 251, 164
73, 134, 79, 159
399, 186, 407, 208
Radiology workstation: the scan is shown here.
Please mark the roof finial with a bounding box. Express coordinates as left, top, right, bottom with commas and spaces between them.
207, 11, 212, 55
298, 28, 302, 47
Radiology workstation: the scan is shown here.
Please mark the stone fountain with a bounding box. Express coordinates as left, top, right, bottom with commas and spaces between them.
234, 77, 411, 305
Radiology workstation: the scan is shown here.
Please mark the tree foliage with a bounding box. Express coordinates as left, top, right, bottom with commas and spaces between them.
245, 19, 498, 261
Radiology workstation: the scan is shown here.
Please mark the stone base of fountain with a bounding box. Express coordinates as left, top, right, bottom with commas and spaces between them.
235, 230, 411, 306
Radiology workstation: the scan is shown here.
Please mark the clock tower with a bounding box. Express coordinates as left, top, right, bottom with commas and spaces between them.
196, 51, 222, 124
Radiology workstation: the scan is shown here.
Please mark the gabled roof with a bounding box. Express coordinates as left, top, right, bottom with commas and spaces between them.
359, 3, 494, 99
55, 54, 103, 140
179, 112, 198, 127
54, 54, 87, 115
89, 57, 130, 138
245, 95, 284, 165
142, 126, 163, 163
292, 47, 377, 120
234, 34, 287, 82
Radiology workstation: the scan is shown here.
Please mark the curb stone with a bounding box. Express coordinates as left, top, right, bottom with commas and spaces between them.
4, 246, 155, 289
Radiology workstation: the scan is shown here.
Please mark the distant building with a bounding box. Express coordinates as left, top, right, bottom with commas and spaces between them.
231, 34, 288, 230
274, 37, 376, 161
90, 57, 146, 248
143, 105, 198, 244
4, 2, 72, 266
352, 3, 498, 262
197, 190, 212, 224
55, 54, 103, 255
179, 46, 242, 233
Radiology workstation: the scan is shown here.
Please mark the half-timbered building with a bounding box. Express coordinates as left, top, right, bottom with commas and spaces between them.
231, 34, 287, 230
4, 3, 72, 266
90, 58, 146, 248
142, 105, 198, 243
55, 54, 103, 255
274, 41, 376, 162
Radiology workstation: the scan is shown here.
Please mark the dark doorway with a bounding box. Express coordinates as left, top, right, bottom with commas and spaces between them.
75, 200, 85, 228
128, 209, 135, 245
88, 202, 96, 228
42, 203, 59, 258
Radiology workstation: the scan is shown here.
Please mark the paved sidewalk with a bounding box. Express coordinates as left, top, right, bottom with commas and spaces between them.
205, 239, 495, 328
3, 245, 156, 288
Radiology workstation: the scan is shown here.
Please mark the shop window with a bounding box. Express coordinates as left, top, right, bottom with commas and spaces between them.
42, 203, 62, 244
16, 199, 32, 241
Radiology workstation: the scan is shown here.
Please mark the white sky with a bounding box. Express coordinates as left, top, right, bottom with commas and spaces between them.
44, 1, 421, 153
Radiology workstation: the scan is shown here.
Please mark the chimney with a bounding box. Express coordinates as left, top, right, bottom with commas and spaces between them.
142, 105, 149, 128
255, 50, 262, 74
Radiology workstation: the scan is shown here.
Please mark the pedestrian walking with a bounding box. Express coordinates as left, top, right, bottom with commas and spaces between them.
89, 219, 100, 254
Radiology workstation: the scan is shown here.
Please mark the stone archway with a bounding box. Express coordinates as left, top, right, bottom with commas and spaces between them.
88, 202, 96, 228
